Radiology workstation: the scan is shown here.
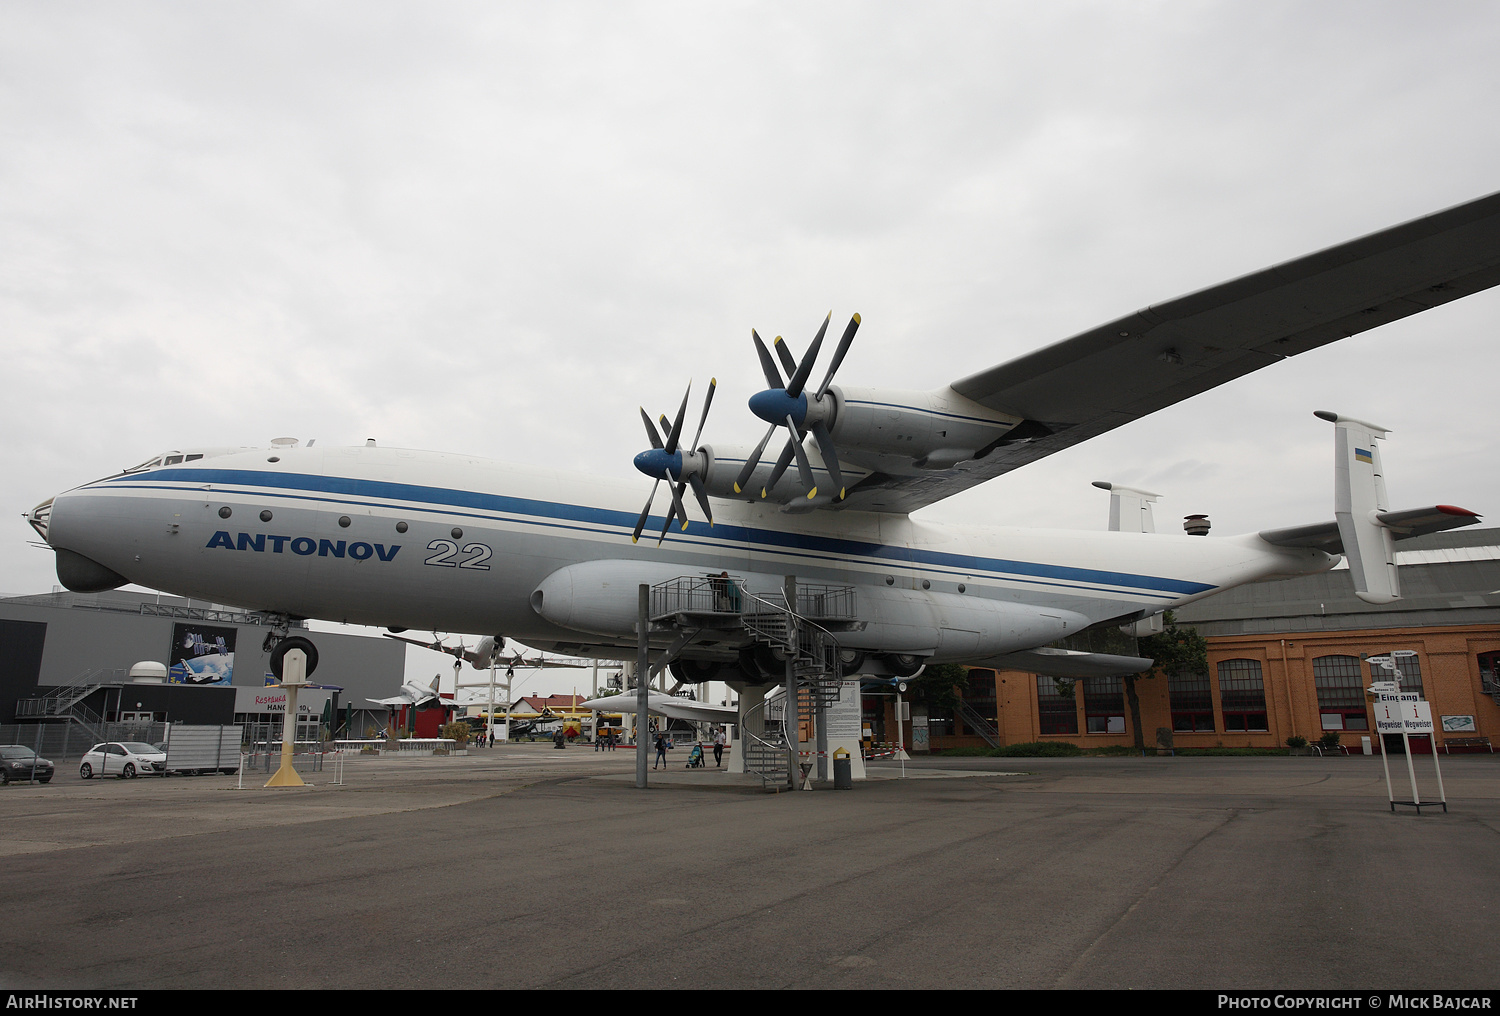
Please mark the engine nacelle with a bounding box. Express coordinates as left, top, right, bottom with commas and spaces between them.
828, 384, 1022, 474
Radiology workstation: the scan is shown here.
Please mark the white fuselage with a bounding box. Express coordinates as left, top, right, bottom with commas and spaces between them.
41, 444, 1335, 663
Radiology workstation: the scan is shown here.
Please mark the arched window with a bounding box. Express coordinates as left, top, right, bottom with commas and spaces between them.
1083, 676, 1126, 734
1312, 655, 1368, 731
1217, 659, 1268, 731
1036, 675, 1078, 735
1169, 671, 1215, 732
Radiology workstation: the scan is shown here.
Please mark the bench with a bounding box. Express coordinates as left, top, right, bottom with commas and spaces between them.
1441, 736, 1493, 754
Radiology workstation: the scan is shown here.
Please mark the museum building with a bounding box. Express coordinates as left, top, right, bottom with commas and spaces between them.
921, 526, 1500, 753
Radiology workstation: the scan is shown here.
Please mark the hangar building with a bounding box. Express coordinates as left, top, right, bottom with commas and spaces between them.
891, 526, 1500, 754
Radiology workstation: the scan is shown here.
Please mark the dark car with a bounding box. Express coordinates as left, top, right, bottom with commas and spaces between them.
0, 745, 55, 784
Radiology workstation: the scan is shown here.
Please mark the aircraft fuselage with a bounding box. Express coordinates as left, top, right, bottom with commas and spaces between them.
38, 444, 1334, 665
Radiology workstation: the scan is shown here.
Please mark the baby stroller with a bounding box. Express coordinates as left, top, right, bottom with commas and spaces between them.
685, 743, 705, 768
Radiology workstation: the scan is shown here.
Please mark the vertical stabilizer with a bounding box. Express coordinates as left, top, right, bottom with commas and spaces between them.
1093, 481, 1161, 534
1316, 410, 1398, 604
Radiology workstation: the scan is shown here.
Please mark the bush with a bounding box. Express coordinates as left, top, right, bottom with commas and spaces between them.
991, 741, 1084, 757
1319, 731, 1342, 751
1285, 735, 1308, 749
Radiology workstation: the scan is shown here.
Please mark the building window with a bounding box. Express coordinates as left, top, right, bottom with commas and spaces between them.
1169, 671, 1215, 732
1313, 655, 1369, 731
1036, 675, 1078, 735
1083, 676, 1126, 733
1217, 658, 1268, 731
1480, 652, 1500, 695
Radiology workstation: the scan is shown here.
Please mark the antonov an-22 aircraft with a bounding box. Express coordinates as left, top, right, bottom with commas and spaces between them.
25, 191, 1500, 685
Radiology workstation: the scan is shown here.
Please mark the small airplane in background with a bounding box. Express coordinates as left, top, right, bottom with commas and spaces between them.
579, 689, 739, 726
28, 190, 1500, 687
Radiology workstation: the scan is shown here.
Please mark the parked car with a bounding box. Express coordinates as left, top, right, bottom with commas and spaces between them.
79, 742, 167, 779
0, 745, 54, 784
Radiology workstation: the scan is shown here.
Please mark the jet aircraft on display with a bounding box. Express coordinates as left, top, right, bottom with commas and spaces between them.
25, 192, 1500, 687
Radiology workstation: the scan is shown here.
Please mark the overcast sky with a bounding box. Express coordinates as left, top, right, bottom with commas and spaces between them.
4, 2, 1498, 694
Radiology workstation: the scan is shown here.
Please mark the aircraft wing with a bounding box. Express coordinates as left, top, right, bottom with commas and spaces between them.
839, 190, 1500, 513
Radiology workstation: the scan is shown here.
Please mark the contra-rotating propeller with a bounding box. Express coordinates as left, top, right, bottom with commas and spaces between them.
631, 379, 717, 544
733, 311, 860, 501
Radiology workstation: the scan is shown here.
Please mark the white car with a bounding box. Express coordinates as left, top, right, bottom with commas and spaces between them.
79, 742, 167, 779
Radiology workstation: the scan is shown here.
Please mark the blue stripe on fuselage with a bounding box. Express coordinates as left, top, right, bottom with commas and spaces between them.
98, 467, 1216, 596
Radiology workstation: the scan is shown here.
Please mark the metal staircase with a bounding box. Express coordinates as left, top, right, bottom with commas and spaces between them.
650, 576, 856, 791
954, 697, 1001, 748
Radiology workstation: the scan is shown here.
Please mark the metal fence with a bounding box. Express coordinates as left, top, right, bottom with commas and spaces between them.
0, 722, 167, 762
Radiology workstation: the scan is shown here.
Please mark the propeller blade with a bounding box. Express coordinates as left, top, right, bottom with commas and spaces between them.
785, 312, 830, 398
762, 434, 799, 497
631, 479, 661, 543
810, 421, 845, 500
688, 377, 716, 453
752, 331, 784, 390
772, 334, 797, 378
787, 415, 817, 498
814, 312, 860, 399
656, 480, 689, 544
687, 473, 714, 524
663, 383, 691, 454
735, 423, 778, 494
640, 408, 664, 449
667, 475, 690, 530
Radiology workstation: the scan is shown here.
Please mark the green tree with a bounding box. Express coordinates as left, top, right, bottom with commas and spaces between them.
1130, 612, 1209, 750
911, 663, 969, 714
1049, 612, 1207, 750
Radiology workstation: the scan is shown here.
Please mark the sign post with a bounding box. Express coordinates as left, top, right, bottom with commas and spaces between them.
1366, 654, 1446, 813
265, 648, 308, 788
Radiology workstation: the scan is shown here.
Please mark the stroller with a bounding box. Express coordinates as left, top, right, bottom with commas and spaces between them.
685, 743, 705, 768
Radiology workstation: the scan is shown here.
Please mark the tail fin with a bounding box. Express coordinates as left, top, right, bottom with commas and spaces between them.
1093, 481, 1161, 534
1316, 410, 1398, 604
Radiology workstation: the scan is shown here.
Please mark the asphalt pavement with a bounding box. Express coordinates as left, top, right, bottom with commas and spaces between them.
1, 744, 1496, 990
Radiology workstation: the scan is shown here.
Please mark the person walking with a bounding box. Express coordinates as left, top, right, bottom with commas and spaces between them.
713, 727, 726, 768
654, 730, 668, 769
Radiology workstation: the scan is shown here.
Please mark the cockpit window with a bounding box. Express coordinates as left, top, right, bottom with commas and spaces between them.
185, 454, 203, 461
164, 455, 184, 465
123, 456, 165, 473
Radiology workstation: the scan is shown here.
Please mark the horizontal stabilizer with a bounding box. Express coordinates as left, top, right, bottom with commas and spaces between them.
1259, 504, 1482, 554
973, 646, 1153, 678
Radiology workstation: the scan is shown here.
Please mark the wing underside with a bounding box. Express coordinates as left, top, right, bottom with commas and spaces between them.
838, 190, 1500, 514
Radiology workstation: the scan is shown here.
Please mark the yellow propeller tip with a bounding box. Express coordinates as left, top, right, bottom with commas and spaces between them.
630, 536, 639, 544
807, 487, 818, 499
852, 312, 861, 324
774, 335, 783, 344
709, 377, 716, 385
733, 483, 742, 494
681, 522, 689, 531
760, 488, 768, 498
840, 488, 847, 499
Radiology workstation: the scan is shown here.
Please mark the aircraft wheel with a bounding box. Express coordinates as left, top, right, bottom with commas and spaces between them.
79, 763, 92, 780
270, 636, 320, 679
882, 653, 925, 678
838, 649, 866, 673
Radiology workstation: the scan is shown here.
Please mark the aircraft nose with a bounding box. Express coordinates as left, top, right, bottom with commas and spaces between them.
26, 497, 53, 542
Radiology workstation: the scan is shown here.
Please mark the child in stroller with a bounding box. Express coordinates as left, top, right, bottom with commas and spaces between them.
685, 743, 705, 768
